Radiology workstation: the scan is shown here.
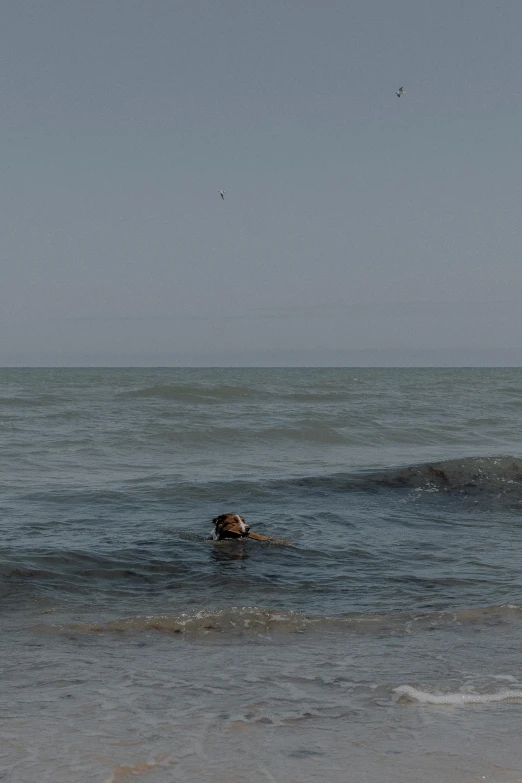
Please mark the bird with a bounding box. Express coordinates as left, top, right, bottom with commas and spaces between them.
396, 87, 404, 98
219, 190, 225, 200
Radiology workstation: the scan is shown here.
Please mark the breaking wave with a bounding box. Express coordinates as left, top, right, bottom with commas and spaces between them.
18, 455, 522, 509
38, 603, 522, 639
394, 684, 522, 705
294, 455, 522, 498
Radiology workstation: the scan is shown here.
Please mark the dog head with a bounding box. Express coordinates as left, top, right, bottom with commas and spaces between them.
211, 514, 250, 541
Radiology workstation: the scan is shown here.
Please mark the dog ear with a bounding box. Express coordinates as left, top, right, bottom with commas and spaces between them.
212, 515, 225, 525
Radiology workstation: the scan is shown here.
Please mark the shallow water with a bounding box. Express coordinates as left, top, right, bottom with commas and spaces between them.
1, 368, 522, 782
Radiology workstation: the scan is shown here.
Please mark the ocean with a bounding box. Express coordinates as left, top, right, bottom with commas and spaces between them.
1, 367, 522, 783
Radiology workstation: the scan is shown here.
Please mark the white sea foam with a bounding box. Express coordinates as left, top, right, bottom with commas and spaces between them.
394, 684, 522, 705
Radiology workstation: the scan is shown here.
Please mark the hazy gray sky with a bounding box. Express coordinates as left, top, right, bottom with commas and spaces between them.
2, 0, 522, 365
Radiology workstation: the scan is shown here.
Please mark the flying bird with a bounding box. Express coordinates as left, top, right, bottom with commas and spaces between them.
396, 87, 404, 98
219, 190, 225, 200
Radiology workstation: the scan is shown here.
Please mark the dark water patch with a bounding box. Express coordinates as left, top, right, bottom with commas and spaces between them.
0, 393, 66, 407
0, 547, 199, 601
41, 409, 93, 421
388, 574, 498, 589
147, 422, 348, 446
21, 487, 134, 506
117, 383, 272, 403
263, 422, 347, 444
0, 534, 390, 612
497, 385, 522, 394
277, 391, 355, 403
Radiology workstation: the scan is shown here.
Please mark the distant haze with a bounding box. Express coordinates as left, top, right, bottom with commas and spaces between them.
1, 0, 522, 366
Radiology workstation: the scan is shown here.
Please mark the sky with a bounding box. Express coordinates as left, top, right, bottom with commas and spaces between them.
1, 0, 522, 366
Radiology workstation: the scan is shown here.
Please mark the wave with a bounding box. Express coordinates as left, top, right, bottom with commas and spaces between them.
36, 603, 522, 638
16, 455, 522, 511
293, 455, 522, 499
148, 421, 348, 446
116, 384, 360, 405
45, 607, 315, 636
0, 393, 63, 408
394, 684, 522, 705
1, 548, 194, 585
117, 384, 272, 403
367, 456, 522, 494
130, 454, 522, 501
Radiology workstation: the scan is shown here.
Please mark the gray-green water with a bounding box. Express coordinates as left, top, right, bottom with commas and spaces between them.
2, 368, 522, 782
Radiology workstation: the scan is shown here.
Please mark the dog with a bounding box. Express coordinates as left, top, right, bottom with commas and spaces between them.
211, 513, 250, 541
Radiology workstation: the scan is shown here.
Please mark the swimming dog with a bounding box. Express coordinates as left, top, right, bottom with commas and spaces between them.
211, 513, 250, 541
210, 514, 292, 545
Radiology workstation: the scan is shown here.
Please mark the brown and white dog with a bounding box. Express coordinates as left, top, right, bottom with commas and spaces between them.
211, 514, 250, 541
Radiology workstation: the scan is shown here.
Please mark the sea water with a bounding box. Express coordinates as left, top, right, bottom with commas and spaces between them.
1, 367, 522, 782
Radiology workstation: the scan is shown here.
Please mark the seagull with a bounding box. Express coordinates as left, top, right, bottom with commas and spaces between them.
219, 190, 225, 200
396, 87, 404, 98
